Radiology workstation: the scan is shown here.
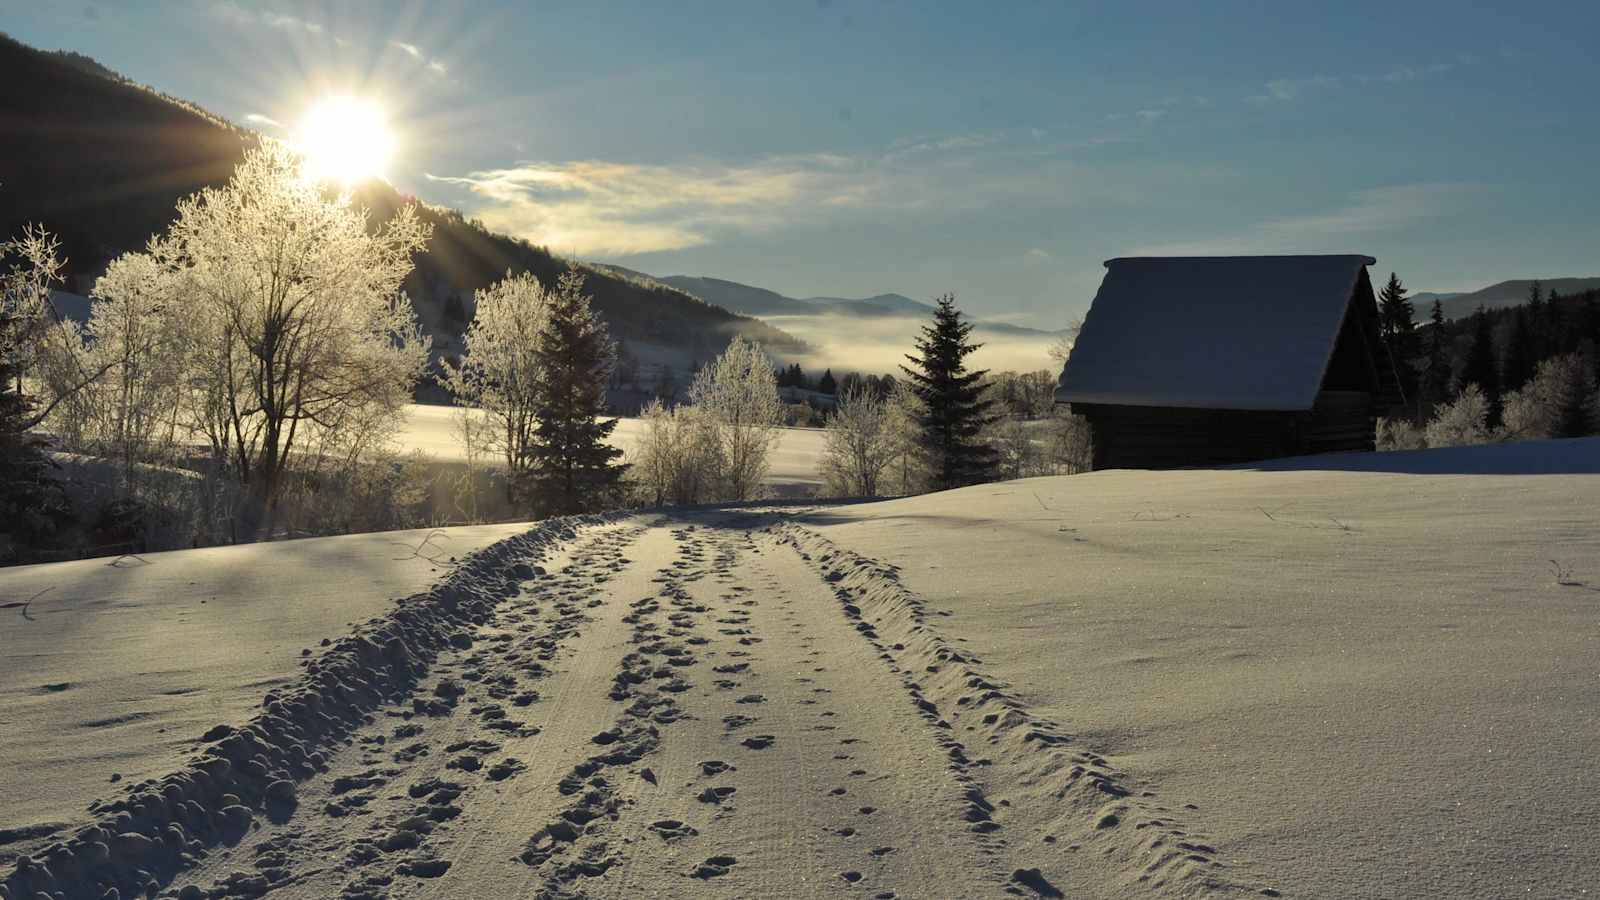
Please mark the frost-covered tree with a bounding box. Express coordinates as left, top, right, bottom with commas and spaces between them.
145, 143, 431, 524
901, 294, 998, 490
821, 386, 893, 497
74, 253, 186, 477
1500, 353, 1598, 441
881, 378, 929, 495
519, 272, 626, 516
689, 336, 782, 501
1424, 384, 1490, 448
446, 270, 551, 481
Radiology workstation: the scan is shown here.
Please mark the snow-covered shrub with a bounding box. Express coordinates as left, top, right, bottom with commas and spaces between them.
993, 417, 1043, 481
628, 400, 724, 505
275, 448, 437, 537
1046, 409, 1094, 474
1424, 384, 1490, 447
1376, 417, 1427, 451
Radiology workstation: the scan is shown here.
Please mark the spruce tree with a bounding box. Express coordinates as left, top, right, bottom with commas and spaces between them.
1552, 355, 1597, 439
1502, 308, 1534, 393
1462, 307, 1502, 429
1420, 300, 1453, 417
1377, 272, 1420, 399
519, 273, 626, 517
1526, 280, 1547, 361
817, 368, 837, 395
0, 308, 70, 561
900, 294, 998, 490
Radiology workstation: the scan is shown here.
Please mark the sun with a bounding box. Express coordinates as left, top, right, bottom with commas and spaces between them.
294, 96, 396, 185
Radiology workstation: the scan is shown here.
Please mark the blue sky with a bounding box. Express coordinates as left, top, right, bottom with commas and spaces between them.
5, 0, 1599, 328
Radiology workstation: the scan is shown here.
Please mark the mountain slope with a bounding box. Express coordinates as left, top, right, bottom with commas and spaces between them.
804, 292, 933, 316
0, 33, 804, 371
1435, 278, 1600, 320
600, 267, 1062, 337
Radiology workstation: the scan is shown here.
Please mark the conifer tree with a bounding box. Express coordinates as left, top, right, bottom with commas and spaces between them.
817, 368, 837, 395
1377, 272, 1420, 399
1, 224, 75, 560
1502, 307, 1534, 394
1552, 355, 1598, 439
519, 273, 626, 517
900, 294, 998, 490
1420, 300, 1453, 417
1526, 280, 1547, 361
1462, 307, 1502, 428
0, 307, 70, 559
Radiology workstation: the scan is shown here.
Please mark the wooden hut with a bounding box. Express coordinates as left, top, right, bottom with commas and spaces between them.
1054, 255, 1404, 470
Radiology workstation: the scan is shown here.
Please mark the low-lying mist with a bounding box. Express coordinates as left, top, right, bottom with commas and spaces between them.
762, 313, 1061, 377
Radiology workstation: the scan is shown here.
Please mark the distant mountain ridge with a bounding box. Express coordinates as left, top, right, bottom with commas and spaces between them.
597, 266, 1061, 337
1422, 278, 1600, 320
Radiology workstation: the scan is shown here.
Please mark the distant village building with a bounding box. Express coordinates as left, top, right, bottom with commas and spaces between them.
1054, 255, 1404, 470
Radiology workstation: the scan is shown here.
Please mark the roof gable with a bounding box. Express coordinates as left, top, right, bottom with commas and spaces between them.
1055, 255, 1377, 411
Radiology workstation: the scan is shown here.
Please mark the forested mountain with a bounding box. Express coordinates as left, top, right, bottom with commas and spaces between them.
0, 33, 804, 377
1433, 278, 1600, 320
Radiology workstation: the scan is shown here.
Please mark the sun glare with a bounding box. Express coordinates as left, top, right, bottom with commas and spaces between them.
294, 96, 395, 185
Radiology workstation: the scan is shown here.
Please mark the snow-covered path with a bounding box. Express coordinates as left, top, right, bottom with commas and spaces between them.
159, 514, 1038, 899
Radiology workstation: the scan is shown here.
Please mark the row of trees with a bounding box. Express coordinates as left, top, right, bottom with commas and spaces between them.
627, 293, 1087, 505
1378, 274, 1600, 447
813, 296, 1089, 497
443, 269, 626, 517
4, 142, 1086, 563
3, 144, 442, 556
2, 143, 636, 560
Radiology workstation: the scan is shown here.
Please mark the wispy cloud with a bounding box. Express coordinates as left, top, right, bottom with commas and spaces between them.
210, 4, 451, 79
428, 127, 1210, 258
1107, 94, 1209, 124
210, 2, 324, 35
427, 158, 863, 256
1134, 183, 1480, 256
390, 40, 449, 77
244, 112, 282, 128
1252, 56, 1475, 103
1252, 74, 1341, 103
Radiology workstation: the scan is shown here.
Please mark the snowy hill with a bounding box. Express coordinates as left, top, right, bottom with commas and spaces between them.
4, 438, 1596, 898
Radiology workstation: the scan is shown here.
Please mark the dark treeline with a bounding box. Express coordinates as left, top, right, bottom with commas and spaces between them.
1382, 274, 1600, 436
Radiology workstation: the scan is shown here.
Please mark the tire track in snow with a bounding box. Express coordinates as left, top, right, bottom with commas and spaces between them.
773, 521, 1283, 899
164, 522, 645, 899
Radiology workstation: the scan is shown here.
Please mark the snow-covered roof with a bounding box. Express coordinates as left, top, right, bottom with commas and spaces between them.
1055, 255, 1376, 411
